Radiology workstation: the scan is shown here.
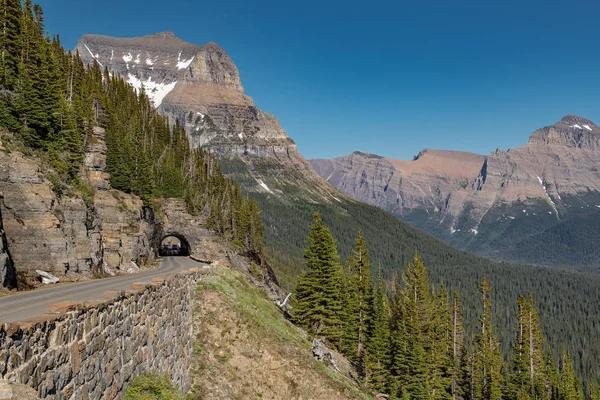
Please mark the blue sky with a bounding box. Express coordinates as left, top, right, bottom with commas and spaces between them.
38, 0, 600, 160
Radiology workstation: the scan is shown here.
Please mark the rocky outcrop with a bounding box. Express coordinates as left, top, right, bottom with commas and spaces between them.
80, 126, 109, 190
311, 116, 600, 266
0, 267, 210, 399
0, 208, 16, 290
0, 148, 157, 288
0, 124, 162, 288
0, 380, 39, 400
0, 121, 253, 288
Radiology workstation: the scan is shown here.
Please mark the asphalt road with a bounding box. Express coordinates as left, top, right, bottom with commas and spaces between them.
0, 256, 204, 323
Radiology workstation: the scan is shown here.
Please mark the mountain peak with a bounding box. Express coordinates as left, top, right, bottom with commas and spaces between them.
528, 115, 600, 149
352, 151, 383, 159
559, 114, 597, 129
154, 30, 177, 38
202, 41, 224, 50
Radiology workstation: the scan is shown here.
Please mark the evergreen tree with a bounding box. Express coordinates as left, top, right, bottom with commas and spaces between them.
430, 284, 452, 400
0, 0, 22, 131
559, 351, 583, 400
344, 232, 373, 372
450, 292, 465, 400
365, 263, 391, 393
294, 212, 344, 343
508, 296, 532, 400
508, 297, 548, 400
0, 0, 21, 89
472, 278, 503, 400
543, 349, 561, 400
392, 251, 434, 399
460, 347, 476, 400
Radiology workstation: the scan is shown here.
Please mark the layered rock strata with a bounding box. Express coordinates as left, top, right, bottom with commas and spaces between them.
0, 148, 155, 287
311, 115, 600, 263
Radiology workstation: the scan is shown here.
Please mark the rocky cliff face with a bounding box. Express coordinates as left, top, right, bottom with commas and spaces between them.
76, 33, 292, 152
75, 32, 337, 201
0, 122, 235, 289
312, 116, 600, 267
0, 128, 156, 288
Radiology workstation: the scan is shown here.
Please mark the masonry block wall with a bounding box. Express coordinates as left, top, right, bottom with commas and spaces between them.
0, 270, 205, 399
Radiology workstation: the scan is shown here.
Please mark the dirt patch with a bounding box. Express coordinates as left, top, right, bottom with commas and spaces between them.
190, 268, 370, 400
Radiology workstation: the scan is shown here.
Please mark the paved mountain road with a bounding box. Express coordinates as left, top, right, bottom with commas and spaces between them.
0, 257, 204, 323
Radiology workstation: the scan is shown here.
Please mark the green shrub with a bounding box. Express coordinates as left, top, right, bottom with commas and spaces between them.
123, 374, 185, 400
74, 177, 96, 206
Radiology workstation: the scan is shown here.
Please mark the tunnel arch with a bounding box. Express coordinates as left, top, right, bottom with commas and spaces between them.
158, 232, 191, 257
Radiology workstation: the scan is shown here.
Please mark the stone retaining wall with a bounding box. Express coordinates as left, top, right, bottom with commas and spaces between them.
0, 267, 208, 399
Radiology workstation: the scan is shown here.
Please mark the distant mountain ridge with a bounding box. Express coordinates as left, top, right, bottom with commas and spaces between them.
311, 115, 600, 269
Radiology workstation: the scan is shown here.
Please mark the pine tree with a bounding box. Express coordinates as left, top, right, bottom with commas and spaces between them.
508, 296, 532, 400
508, 297, 551, 400
0, 0, 22, 131
16, 0, 51, 146
344, 232, 373, 372
544, 350, 561, 400
365, 263, 391, 393
459, 347, 476, 400
391, 251, 435, 399
430, 284, 452, 400
559, 351, 583, 400
472, 278, 503, 400
294, 212, 344, 343
0, 0, 21, 89
450, 292, 465, 400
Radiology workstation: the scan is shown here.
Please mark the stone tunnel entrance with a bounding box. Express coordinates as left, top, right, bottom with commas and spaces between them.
159, 233, 191, 257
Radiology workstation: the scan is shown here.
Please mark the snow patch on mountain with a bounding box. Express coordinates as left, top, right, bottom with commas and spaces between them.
256, 178, 273, 194
176, 51, 194, 70
82, 43, 103, 67
126, 73, 177, 107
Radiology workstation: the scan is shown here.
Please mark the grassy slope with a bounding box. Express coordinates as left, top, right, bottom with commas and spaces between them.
191, 267, 370, 400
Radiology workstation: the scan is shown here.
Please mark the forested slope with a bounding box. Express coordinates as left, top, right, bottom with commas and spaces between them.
245, 187, 600, 385
292, 214, 596, 399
